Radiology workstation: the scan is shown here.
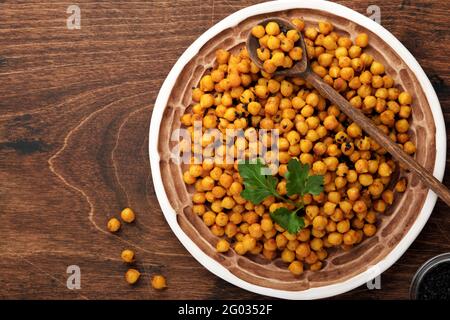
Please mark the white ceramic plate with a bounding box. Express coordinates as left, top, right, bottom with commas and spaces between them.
149, 0, 446, 299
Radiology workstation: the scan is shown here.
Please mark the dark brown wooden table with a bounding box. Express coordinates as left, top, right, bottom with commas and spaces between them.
0, 0, 448, 300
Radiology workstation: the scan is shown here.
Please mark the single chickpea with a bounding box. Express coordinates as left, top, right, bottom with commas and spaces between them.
363, 224, 377, 237
318, 21, 333, 35
121, 249, 135, 263
252, 25, 265, 38
275, 233, 288, 249
203, 211, 216, 226
354, 159, 369, 174
193, 204, 206, 216
347, 187, 360, 201
343, 230, 358, 245
151, 275, 167, 290
280, 38, 295, 53
289, 47, 303, 61
257, 47, 271, 61
295, 243, 311, 258
395, 119, 410, 133
119, 207, 135, 223
216, 49, 230, 64
310, 237, 323, 251
355, 33, 369, 47
335, 47, 349, 60
318, 53, 334, 67
291, 18, 305, 31
288, 260, 304, 275
373, 199, 387, 213
323, 35, 337, 50
359, 173, 373, 187
107, 218, 121, 233
328, 232, 343, 246
370, 61, 385, 75
378, 162, 392, 177
200, 75, 215, 92
312, 215, 328, 230
215, 212, 229, 227
216, 239, 230, 253
267, 35, 281, 51
125, 269, 140, 285
398, 91, 412, 105
286, 29, 300, 42
348, 45, 362, 58
305, 27, 318, 40
392, 179, 407, 194
265, 21, 280, 35
281, 249, 296, 263
404, 141, 416, 154
399, 105, 412, 119
201, 176, 215, 191
340, 67, 354, 81
219, 173, 233, 188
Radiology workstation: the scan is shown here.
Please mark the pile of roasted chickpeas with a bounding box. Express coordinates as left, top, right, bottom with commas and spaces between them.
252, 21, 303, 73
180, 19, 413, 275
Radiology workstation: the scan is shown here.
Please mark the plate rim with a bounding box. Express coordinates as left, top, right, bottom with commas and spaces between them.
149, 0, 446, 299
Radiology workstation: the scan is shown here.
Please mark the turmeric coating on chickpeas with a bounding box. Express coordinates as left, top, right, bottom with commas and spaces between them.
251, 21, 303, 74
181, 19, 414, 276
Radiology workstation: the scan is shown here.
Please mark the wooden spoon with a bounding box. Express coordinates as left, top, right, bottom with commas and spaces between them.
247, 18, 450, 206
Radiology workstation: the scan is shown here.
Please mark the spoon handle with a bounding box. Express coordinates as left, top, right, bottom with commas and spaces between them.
305, 71, 450, 207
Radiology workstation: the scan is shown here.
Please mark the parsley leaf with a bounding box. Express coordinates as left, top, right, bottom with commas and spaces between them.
238, 158, 324, 234
238, 159, 278, 204
305, 175, 324, 195
286, 158, 324, 196
270, 207, 305, 234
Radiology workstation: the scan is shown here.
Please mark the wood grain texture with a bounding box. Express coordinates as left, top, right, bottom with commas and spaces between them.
0, 0, 448, 300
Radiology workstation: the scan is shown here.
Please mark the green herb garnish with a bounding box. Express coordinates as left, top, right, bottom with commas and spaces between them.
238, 158, 324, 234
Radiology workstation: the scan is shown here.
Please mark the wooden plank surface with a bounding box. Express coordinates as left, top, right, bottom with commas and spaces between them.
0, 0, 448, 299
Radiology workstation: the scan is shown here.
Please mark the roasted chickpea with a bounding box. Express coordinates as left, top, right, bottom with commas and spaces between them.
328, 232, 343, 246
252, 25, 266, 38
265, 21, 280, 36
125, 269, 140, 285
121, 249, 135, 263
216, 239, 230, 253
370, 61, 385, 75
107, 218, 121, 233
288, 260, 304, 275
118, 207, 135, 224
355, 33, 369, 48
151, 275, 167, 290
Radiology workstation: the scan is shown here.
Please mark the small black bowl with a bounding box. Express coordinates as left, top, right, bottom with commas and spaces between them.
410, 253, 450, 300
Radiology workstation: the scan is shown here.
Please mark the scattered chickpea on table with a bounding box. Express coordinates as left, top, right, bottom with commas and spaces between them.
151, 275, 167, 290
107, 209, 168, 290
181, 18, 414, 276
107, 217, 121, 233
121, 249, 135, 263
121, 207, 136, 223
125, 269, 141, 285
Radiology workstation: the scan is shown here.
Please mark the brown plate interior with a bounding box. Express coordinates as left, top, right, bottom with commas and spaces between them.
157, 9, 436, 291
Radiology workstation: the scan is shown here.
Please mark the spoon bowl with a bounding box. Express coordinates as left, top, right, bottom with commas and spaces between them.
247, 17, 308, 76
